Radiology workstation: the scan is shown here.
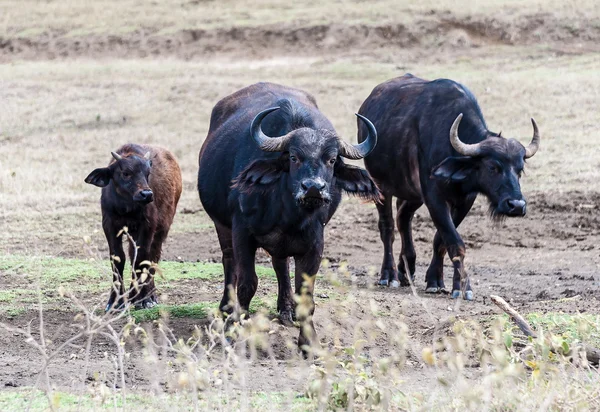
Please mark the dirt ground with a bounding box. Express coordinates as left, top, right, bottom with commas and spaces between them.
2, 192, 599, 396
1, 1, 599, 405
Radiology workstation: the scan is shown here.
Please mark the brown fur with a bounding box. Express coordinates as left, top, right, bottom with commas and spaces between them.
87, 143, 182, 310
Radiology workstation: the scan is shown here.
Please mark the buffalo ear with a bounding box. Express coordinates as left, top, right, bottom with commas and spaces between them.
85, 167, 111, 187
334, 163, 381, 202
431, 156, 475, 182
232, 159, 283, 193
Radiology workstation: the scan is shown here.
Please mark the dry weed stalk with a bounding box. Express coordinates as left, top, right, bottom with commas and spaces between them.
491, 294, 600, 366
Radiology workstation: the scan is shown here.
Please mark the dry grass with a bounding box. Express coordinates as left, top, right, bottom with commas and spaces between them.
1, 48, 598, 224
0, 0, 594, 37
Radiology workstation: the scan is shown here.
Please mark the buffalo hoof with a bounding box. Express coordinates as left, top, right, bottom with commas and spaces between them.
389, 280, 401, 288
463, 291, 474, 301
451, 290, 461, 299
134, 297, 158, 310
425, 287, 439, 293
105, 300, 126, 313
279, 310, 295, 326
378, 279, 389, 286
399, 273, 414, 287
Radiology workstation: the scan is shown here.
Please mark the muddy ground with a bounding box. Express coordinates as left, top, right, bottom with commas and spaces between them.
2, 190, 599, 395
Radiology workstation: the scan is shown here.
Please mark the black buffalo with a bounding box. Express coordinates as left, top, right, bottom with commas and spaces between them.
357, 74, 540, 300
198, 82, 380, 352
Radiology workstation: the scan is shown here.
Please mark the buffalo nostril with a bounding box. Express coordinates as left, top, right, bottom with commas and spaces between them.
506, 199, 526, 215
141, 190, 153, 201
301, 180, 325, 191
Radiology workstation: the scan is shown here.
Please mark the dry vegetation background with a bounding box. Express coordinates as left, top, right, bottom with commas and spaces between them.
1, 0, 600, 410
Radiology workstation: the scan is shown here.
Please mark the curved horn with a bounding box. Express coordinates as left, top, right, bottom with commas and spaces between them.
449, 113, 483, 157
250, 107, 295, 152
524, 118, 540, 159
339, 113, 378, 160
111, 151, 123, 161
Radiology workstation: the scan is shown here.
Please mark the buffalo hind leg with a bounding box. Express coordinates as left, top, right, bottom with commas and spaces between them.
376, 194, 400, 287
272, 256, 295, 325
396, 199, 422, 286
216, 223, 236, 314
425, 233, 447, 293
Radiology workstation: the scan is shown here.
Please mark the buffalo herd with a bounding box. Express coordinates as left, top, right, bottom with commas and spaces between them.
86, 75, 540, 354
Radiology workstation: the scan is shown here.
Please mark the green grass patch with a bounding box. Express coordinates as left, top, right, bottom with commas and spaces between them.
130, 302, 211, 323
496, 312, 600, 348
0, 255, 277, 310
0, 387, 315, 411
524, 312, 600, 348
130, 297, 276, 323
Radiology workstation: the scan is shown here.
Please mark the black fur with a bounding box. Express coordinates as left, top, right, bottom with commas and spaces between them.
198, 82, 380, 352
358, 74, 534, 297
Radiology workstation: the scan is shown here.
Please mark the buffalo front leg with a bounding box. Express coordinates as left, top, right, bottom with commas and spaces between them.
376, 194, 400, 287
294, 252, 322, 357
424, 190, 474, 300
272, 256, 295, 325
233, 226, 258, 316
103, 223, 126, 312
396, 199, 422, 286
447, 197, 476, 300
129, 230, 157, 309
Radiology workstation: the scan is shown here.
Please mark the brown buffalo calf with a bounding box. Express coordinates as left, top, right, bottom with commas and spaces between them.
85, 144, 182, 311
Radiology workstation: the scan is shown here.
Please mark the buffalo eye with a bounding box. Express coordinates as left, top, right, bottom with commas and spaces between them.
328, 158, 336, 166
489, 165, 500, 174
290, 155, 298, 163
122, 171, 131, 179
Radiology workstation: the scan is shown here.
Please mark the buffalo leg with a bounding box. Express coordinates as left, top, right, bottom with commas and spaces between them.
396, 199, 422, 286
215, 223, 236, 313
425, 232, 447, 293
294, 252, 322, 357
234, 228, 258, 313
447, 197, 476, 299
376, 194, 400, 287
272, 256, 295, 325
129, 229, 156, 309
104, 224, 126, 312
424, 192, 475, 300
138, 229, 168, 307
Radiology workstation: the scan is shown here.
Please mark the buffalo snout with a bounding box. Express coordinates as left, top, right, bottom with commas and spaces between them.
503, 198, 526, 216
134, 189, 154, 204
297, 178, 330, 207
301, 179, 326, 193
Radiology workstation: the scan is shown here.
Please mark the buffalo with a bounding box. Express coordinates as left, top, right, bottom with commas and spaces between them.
357, 74, 540, 300
198, 82, 380, 352
85, 144, 182, 310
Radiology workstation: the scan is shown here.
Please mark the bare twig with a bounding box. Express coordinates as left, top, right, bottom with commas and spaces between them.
490, 295, 537, 338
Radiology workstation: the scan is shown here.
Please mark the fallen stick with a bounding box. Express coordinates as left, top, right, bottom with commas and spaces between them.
490, 295, 537, 338
490, 295, 600, 366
